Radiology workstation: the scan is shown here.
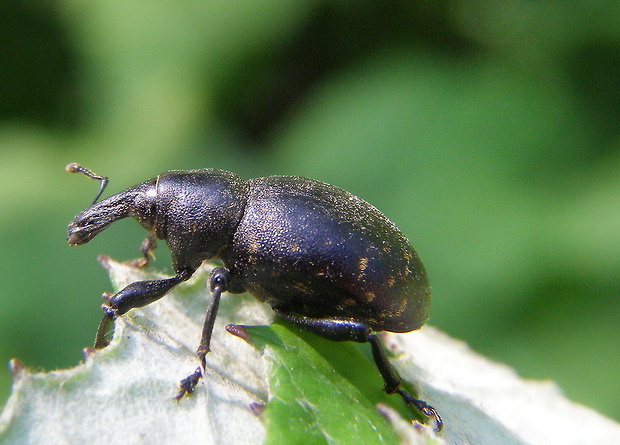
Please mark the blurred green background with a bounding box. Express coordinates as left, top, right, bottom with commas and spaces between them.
1, 0, 618, 422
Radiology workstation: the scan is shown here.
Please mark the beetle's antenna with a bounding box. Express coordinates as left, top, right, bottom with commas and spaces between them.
66, 163, 109, 205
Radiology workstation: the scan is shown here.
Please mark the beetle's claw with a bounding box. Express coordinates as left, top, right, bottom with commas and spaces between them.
397, 389, 443, 432
174, 367, 202, 400
420, 404, 443, 432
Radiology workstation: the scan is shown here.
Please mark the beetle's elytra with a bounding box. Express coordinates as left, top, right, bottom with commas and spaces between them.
66, 164, 442, 431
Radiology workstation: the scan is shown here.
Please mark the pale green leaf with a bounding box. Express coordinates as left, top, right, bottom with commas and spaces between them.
1, 259, 618, 445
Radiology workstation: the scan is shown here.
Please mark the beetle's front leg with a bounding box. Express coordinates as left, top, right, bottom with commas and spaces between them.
94, 269, 194, 348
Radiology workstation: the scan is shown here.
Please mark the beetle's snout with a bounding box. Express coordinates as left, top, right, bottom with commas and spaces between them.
67, 224, 89, 245
66, 186, 146, 247
67, 218, 98, 245
67, 209, 106, 245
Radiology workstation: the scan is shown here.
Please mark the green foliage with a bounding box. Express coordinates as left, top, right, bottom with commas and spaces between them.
0, 0, 619, 423
2, 259, 617, 445
246, 323, 400, 444
0, 261, 268, 444
0, 259, 444, 444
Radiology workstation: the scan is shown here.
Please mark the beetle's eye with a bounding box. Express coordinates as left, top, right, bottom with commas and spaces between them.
72, 218, 92, 230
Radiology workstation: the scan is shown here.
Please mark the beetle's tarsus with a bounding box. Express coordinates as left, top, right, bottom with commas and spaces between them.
397, 388, 443, 431
174, 367, 202, 400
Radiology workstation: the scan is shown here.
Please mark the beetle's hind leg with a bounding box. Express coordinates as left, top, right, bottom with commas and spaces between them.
367, 333, 443, 431
273, 309, 442, 431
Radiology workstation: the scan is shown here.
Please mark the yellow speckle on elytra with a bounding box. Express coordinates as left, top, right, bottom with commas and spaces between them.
358, 257, 369, 272
395, 298, 408, 316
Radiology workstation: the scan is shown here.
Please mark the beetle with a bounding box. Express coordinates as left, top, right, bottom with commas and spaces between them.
66, 163, 442, 430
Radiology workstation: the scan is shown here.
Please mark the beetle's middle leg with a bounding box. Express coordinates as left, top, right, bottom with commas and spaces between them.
175, 267, 230, 400
273, 309, 442, 431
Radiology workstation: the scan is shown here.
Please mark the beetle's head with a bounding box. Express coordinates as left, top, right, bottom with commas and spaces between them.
67, 179, 157, 246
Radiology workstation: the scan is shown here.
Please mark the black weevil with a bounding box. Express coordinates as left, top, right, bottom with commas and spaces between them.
66, 163, 442, 431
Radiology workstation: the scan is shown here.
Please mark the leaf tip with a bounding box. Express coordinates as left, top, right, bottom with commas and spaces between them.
249, 402, 265, 417
8, 358, 26, 382
97, 254, 112, 270
82, 347, 96, 360
225, 324, 250, 342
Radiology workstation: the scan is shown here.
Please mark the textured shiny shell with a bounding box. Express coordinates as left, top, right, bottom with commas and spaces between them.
221, 176, 430, 333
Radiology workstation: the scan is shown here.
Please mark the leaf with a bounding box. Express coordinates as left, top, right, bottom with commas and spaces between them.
240, 323, 400, 444
2, 258, 619, 445
385, 329, 620, 445
0, 259, 270, 444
